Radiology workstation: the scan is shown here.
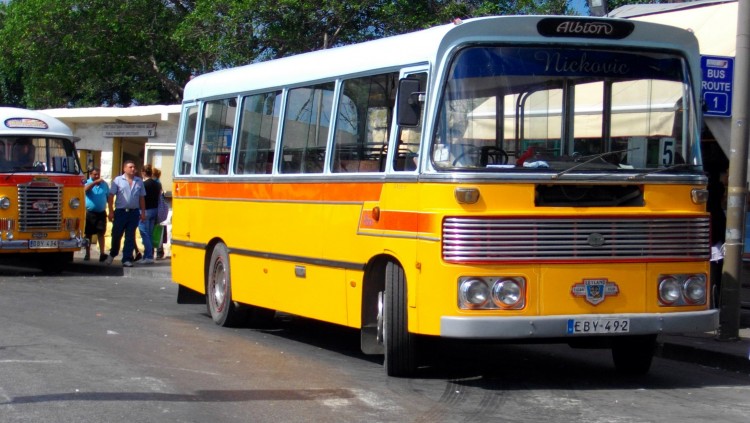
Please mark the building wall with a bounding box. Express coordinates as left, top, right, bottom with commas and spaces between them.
43, 106, 182, 181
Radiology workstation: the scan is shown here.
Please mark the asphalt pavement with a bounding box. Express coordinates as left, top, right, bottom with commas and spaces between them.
67, 250, 750, 374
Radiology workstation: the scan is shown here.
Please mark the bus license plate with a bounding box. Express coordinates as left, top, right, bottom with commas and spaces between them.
567, 318, 630, 334
29, 239, 58, 249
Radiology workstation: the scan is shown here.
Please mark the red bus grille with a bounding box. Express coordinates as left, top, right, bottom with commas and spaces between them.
442, 216, 711, 263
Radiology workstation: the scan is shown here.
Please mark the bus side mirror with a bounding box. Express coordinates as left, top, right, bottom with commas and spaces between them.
397, 78, 424, 127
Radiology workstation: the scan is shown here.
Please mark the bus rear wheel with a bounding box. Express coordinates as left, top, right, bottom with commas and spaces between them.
611, 335, 656, 375
381, 261, 416, 377
206, 243, 241, 327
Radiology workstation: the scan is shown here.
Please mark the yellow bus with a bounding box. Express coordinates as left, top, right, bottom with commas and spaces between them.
0, 107, 87, 273
171, 16, 718, 376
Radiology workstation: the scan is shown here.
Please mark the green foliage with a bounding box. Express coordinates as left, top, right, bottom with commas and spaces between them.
0, 0, 192, 107
0, 0, 584, 108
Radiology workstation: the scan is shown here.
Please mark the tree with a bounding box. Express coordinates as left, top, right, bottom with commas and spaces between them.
175, 0, 575, 70
0, 0, 581, 107
0, 0, 193, 108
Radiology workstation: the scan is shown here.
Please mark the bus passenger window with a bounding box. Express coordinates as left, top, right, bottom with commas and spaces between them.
197, 98, 236, 175
235, 91, 281, 175
280, 82, 334, 174
333, 72, 398, 173
178, 105, 198, 175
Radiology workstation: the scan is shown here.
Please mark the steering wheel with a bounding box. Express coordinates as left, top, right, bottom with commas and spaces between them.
480, 146, 508, 166
451, 147, 477, 166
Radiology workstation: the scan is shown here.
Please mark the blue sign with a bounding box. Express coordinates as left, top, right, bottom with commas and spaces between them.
701, 55, 734, 117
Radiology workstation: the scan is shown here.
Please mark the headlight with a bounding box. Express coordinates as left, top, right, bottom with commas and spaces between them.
69, 197, 81, 209
683, 275, 707, 304
658, 274, 707, 306
0, 196, 10, 210
459, 278, 490, 309
458, 276, 527, 310
658, 277, 682, 305
492, 278, 525, 309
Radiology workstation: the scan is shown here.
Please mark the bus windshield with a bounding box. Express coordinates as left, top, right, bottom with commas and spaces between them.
432, 46, 699, 174
0, 137, 81, 174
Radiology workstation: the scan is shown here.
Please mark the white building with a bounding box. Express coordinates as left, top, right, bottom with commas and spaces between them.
42, 105, 181, 194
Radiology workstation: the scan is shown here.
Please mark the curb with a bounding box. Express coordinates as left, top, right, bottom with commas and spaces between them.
67, 260, 171, 280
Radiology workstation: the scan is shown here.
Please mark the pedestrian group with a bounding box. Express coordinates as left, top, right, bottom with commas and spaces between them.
84, 160, 166, 267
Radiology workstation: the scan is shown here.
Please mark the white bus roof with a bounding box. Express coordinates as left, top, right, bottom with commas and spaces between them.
183, 15, 700, 102
0, 107, 76, 140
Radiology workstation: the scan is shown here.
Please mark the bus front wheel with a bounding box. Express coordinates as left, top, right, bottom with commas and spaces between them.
611, 335, 656, 375
206, 243, 241, 327
381, 261, 416, 377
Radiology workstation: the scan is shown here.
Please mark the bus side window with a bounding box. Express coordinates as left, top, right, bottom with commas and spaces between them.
280, 82, 335, 174
332, 72, 397, 174
393, 72, 427, 172
235, 91, 281, 175
197, 98, 236, 175
178, 105, 198, 175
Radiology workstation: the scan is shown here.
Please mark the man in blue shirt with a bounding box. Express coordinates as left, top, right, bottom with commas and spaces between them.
84, 167, 109, 262
104, 160, 146, 267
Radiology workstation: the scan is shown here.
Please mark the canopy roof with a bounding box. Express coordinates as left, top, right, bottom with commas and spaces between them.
610, 0, 738, 154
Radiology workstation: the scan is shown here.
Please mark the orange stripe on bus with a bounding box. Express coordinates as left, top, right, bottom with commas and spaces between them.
175, 181, 383, 203
359, 210, 433, 233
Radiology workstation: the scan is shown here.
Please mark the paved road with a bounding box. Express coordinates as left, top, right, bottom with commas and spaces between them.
1, 266, 749, 422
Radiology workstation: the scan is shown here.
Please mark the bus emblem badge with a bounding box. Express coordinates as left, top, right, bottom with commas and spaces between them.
571, 279, 619, 305
32, 200, 54, 213
587, 232, 605, 247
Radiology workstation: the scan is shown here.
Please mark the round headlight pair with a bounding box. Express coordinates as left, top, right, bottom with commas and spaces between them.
459, 277, 525, 309
658, 275, 706, 305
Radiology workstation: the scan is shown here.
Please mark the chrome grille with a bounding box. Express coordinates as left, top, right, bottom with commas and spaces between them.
442, 216, 711, 263
18, 183, 63, 231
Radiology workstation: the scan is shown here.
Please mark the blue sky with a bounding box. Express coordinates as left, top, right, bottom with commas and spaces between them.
571, 0, 590, 15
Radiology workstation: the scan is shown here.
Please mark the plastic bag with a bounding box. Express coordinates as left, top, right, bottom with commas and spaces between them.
152, 224, 164, 246
157, 195, 168, 224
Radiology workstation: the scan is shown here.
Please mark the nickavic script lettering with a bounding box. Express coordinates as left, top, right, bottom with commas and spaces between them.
556, 21, 614, 36
535, 51, 630, 75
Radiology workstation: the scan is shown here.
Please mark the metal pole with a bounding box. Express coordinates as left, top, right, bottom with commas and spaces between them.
719, 0, 750, 341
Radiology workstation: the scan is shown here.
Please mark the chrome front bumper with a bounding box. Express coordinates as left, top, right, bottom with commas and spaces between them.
441, 309, 719, 339
0, 238, 88, 250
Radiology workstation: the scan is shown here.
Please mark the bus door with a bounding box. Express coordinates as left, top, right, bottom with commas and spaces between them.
172, 102, 199, 259
385, 68, 428, 310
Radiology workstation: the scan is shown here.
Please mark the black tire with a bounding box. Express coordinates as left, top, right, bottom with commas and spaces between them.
383, 261, 416, 377
611, 335, 657, 375
206, 243, 241, 327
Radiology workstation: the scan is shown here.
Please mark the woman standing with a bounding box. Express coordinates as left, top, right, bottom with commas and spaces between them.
137, 164, 162, 264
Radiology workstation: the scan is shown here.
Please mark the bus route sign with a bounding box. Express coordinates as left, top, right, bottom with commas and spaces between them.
701, 55, 734, 118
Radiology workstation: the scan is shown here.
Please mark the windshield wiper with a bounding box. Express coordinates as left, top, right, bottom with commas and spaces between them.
551, 148, 636, 179
627, 163, 697, 180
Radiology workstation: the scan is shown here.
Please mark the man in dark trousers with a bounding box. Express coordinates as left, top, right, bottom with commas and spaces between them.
104, 160, 146, 267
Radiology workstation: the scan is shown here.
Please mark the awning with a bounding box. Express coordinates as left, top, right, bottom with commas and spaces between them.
612, 0, 738, 154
